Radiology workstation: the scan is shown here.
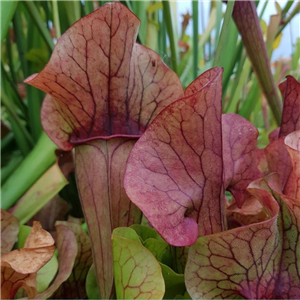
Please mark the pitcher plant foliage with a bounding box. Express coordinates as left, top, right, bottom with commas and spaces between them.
25, 2, 183, 298
2, 1, 300, 299
125, 69, 300, 298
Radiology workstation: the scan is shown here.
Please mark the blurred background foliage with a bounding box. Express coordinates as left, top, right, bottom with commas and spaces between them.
1, 1, 300, 222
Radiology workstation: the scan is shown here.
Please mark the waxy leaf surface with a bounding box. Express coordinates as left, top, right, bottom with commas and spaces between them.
25, 2, 183, 150
51, 219, 93, 299
278, 76, 300, 137
264, 137, 292, 189
222, 113, 261, 207
1, 209, 19, 254
125, 68, 225, 246
160, 263, 186, 299
249, 173, 300, 298
283, 130, 300, 199
112, 228, 165, 299
1, 222, 55, 299
75, 138, 141, 298
86, 265, 99, 299
185, 187, 281, 299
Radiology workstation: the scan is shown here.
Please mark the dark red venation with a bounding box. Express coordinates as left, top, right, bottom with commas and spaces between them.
125, 67, 225, 246
25, 3, 183, 151
279, 76, 300, 138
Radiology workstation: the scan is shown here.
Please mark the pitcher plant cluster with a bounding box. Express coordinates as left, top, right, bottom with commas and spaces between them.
1, 2, 300, 300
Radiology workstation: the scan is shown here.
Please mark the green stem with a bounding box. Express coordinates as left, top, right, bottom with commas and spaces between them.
281, 1, 294, 19
84, 0, 95, 15
22, 1, 54, 51
259, 1, 268, 18
1, 63, 28, 118
1, 133, 57, 210
213, 1, 235, 67
1, 89, 33, 155
162, 0, 178, 73
1, 133, 14, 152
277, 1, 300, 37
52, 0, 61, 38
13, 7, 28, 77
192, 1, 199, 79
1, 154, 23, 185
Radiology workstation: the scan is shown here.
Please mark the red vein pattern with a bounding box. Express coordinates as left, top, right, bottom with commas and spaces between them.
279, 76, 300, 138
1, 209, 19, 255
271, 190, 300, 298
264, 137, 292, 190
125, 68, 225, 246
75, 138, 141, 298
1, 222, 55, 299
185, 186, 281, 299
112, 235, 164, 299
52, 220, 93, 299
284, 130, 300, 199
222, 114, 261, 208
25, 3, 183, 151
255, 173, 300, 299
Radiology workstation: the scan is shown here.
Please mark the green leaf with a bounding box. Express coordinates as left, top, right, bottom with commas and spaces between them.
86, 265, 99, 300
144, 238, 171, 266
1, 1, 18, 42
113, 228, 165, 299
130, 224, 164, 242
17, 225, 32, 248
37, 255, 59, 293
113, 227, 141, 243
160, 263, 186, 299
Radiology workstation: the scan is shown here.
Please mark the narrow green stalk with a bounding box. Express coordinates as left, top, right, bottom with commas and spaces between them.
213, 1, 235, 67
259, 1, 268, 18
5, 114, 30, 156
84, 0, 95, 15
63, 1, 81, 25
26, 21, 44, 141
1, 64, 28, 118
1, 154, 23, 185
52, 0, 61, 38
5, 32, 17, 84
281, 1, 294, 19
1, 1, 18, 41
42, 1, 51, 30
222, 40, 243, 97
214, 1, 223, 47
276, 1, 300, 37
162, 0, 178, 73
13, 7, 28, 77
226, 59, 251, 113
22, 1, 54, 51
1, 133, 14, 152
1, 133, 57, 210
1, 89, 33, 155
192, 1, 199, 79
160, 16, 167, 65
239, 78, 261, 120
